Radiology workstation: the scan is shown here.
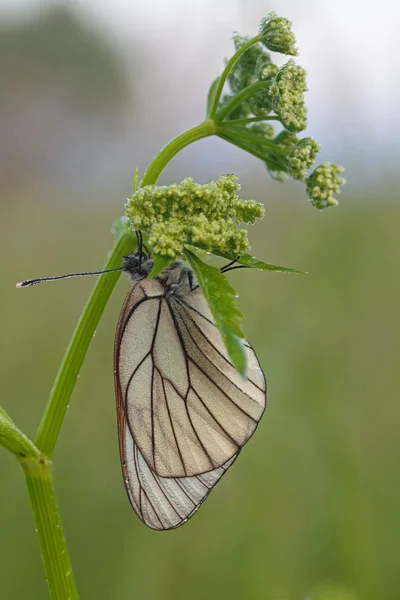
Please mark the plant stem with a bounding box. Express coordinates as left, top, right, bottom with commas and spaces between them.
208, 34, 262, 119
0, 411, 41, 458
215, 80, 273, 123
217, 131, 268, 162
25, 117, 218, 598
22, 456, 79, 600
224, 116, 280, 126
35, 229, 136, 457
140, 120, 217, 187
219, 125, 282, 151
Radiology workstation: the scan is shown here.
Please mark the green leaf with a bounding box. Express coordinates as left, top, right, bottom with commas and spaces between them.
185, 244, 303, 273
232, 252, 304, 273
183, 248, 247, 377
149, 254, 174, 278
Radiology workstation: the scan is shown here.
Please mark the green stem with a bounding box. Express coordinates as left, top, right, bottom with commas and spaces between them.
26, 117, 218, 598
208, 34, 262, 119
140, 120, 217, 187
215, 80, 273, 123
224, 116, 280, 126
22, 457, 79, 600
219, 125, 282, 152
35, 229, 136, 457
217, 131, 270, 162
0, 411, 41, 458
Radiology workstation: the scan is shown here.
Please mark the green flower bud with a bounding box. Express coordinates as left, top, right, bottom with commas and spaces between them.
249, 122, 275, 140
125, 175, 264, 258
257, 54, 279, 81
269, 60, 308, 132
287, 137, 321, 181
248, 86, 275, 117
306, 163, 345, 209
259, 12, 298, 56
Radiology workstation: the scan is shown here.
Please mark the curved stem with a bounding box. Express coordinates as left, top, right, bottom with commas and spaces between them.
35, 229, 136, 457
215, 80, 273, 123
22, 457, 79, 600
208, 34, 262, 119
140, 120, 217, 187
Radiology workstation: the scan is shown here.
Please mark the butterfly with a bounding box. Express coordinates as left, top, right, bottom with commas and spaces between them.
114, 250, 266, 530
17, 237, 266, 530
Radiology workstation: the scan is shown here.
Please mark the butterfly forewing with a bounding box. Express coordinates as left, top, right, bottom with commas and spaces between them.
114, 271, 266, 529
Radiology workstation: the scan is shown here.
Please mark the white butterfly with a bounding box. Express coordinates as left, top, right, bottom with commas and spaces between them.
114, 254, 266, 530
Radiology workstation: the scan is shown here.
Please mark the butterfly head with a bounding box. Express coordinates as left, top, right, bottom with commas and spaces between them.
122, 252, 153, 281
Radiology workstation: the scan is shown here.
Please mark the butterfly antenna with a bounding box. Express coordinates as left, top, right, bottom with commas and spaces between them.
16, 267, 124, 288
138, 230, 144, 269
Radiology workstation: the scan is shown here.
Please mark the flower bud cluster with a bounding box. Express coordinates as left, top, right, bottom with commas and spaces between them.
259, 12, 298, 56
306, 163, 346, 209
125, 176, 264, 257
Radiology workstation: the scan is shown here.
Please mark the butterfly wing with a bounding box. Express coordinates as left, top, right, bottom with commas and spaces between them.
121, 424, 238, 530
114, 274, 266, 528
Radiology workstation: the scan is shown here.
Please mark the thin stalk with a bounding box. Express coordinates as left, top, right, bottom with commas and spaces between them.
217, 131, 269, 162
22, 457, 79, 600
219, 125, 283, 152
215, 80, 273, 123
208, 34, 262, 119
140, 120, 217, 187
35, 230, 136, 457
225, 116, 280, 126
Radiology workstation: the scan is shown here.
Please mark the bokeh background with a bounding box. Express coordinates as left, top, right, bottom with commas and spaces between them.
1, 1, 399, 599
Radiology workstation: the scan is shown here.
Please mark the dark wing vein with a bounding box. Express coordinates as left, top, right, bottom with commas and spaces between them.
174, 310, 256, 422
164, 300, 216, 471
150, 299, 163, 470
157, 366, 186, 475
134, 446, 165, 529
190, 386, 240, 448
175, 298, 265, 393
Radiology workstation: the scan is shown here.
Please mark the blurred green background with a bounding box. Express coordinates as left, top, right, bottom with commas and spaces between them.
1, 2, 399, 599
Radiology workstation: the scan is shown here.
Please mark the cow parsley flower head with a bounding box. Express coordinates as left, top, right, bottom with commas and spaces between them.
269, 60, 308, 132
307, 163, 346, 209
259, 12, 298, 56
125, 175, 264, 258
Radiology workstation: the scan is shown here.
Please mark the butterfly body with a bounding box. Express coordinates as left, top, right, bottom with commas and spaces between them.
114, 254, 266, 530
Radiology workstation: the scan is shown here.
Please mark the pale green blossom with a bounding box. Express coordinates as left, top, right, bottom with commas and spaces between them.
307, 163, 345, 209
125, 175, 264, 258
259, 12, 298, 56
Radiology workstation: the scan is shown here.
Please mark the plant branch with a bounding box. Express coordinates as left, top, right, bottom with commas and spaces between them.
219, 125, 282, 151
217, 131, 269, 162
140, 120, 217, 187
208, 34, 262, 119
35, 228, 136, 457
22, 457, 79, 600
224, 116, 281, 126
0, 410, 41, 458
215, 80, 273, 123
